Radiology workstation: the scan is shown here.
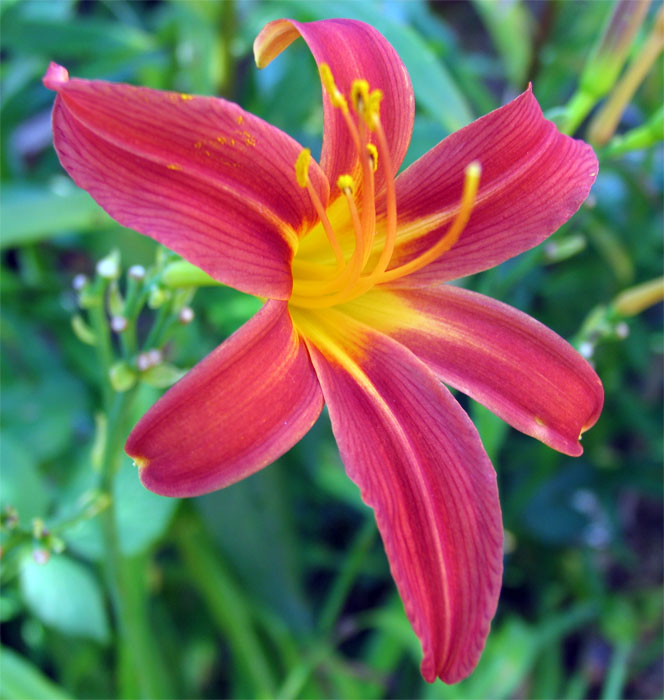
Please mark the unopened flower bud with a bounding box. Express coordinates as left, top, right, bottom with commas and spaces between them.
110, 316, 128, 333
71, 314, 97, 345
32, 518, 47, 539
96, 250, 121, 280
148, 285, 170, 309
128, 265, 146, 281
33, 548, 50, 565
1, 506, 18, 530
613, 276, 664, 316
178, 306, 195, 324
615, 322, 630, 339
72, 273, 88, 291
109, 361, 137, 392
137, 349, 163, 372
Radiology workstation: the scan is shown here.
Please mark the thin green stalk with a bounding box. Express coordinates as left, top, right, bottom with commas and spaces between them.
319, 517, 376, 634
88, 278, 114, 409
174, 510, 277, 698
97, 389, 168, 699
142, 303, 171, 351
601, 641, 632, 700
277, 518, 377, 699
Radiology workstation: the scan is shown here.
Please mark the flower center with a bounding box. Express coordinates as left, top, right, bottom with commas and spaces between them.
289, 64, 481, 310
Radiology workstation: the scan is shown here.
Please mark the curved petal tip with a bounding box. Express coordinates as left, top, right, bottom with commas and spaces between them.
43, 62, 69, 91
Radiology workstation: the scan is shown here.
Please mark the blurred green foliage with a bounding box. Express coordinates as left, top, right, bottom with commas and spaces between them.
1, 1, 662, 699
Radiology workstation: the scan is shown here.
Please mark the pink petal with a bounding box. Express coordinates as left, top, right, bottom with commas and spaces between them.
381, 87, 598, 286
45, 65, 330, 299
343, 285, 603, 456
254, 19, 414, 192
297, 309, 503, 683
127, 301, 323, 497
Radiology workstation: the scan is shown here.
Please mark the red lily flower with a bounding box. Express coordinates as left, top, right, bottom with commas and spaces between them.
43, 18, 603, 684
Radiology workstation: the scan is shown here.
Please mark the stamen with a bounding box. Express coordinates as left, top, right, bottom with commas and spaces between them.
319, 63, 348, 112
377, 161, 482, 283
366, 144, 378, 172
294, 148, 344, 269
364, 119, 397, 282
351, 79, 383, 130
295, 148, 311, 188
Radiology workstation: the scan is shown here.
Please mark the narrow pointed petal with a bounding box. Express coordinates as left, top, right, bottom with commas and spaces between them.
293, 309, 503, 683
44, 64, 329, 299
343, 286, 603, 455
254, 19, 414, 191
127, 301, 323, 497
381, 87, 598, 286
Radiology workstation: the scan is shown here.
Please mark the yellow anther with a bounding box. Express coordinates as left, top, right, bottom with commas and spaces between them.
351, 79, 370, 112
337, 174, 354, 193
351, 80, 382, 129
295, 149, 311, 188
366, 143, 378, 172
320, 63, 348, 111
367, 89, 383, 126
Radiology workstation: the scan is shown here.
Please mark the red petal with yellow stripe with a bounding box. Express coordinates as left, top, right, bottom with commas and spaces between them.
43, 63, 328, 299
382, 87, 598, 286
342, 285, 604, 456
294, 308, 503, 683
127, 301, 323, 497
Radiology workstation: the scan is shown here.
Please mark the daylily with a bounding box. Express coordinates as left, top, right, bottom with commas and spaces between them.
43, 18, 603, 683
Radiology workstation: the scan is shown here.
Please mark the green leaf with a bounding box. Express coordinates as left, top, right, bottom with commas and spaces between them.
0, 435, 49, 523
471, 0, 533, 87
64, 457, 178, 558
0, 646, 73, 700
0, 181, 117, 248
19, 555, 110, 643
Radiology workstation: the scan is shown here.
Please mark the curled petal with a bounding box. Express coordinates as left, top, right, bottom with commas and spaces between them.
343, 286, 604, 455
381, 87, 598, 286
254, 19, 414, 192
44, 64, 329, 299
127, 301, 323, 497
293, 308, 503, 683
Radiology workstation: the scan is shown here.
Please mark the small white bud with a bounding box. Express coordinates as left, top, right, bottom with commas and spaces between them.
72, 273, 88, 291
615, 322, 629, 339
96, 251, 121, 280
178, 306, 195, 324
137, 349, 163, 372
110, 316, 128, 333
128, 265, 146, 281
578, 341, 594, 359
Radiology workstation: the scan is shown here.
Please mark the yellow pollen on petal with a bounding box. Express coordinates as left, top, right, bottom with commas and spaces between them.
179, 93, 193, 101
319, 63, 348, 112
295, 148, 311, 188
167, 163, 182, 170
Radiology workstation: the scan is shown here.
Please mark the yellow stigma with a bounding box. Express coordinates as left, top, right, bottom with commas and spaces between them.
320, 63, 348, 111
295, 148, 311, 188
366, 143, 378, 172
336, 174, 354, 193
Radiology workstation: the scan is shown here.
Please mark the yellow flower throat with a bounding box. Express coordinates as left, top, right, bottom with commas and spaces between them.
289, 64, 481, 310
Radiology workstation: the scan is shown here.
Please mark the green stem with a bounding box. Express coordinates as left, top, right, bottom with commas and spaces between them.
142, 303, 171, 351
97, 389, 168, 699
88, 278, 114, 409
601, 641, 632, 700
319, 517, 376, 634
175, 510, 277, 698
